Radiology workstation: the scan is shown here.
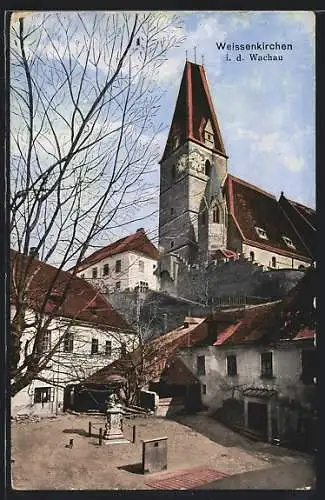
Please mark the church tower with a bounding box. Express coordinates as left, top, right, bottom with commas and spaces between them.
158, 61, 228, 266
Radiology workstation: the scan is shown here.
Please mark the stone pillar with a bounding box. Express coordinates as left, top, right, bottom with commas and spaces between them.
244, 398, 248, 428
267, 402, 272, 443
103, 394, 129, 444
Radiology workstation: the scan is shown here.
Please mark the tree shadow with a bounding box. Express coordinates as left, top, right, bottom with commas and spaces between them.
118, 463, 143, 474
62, 428, 89, 437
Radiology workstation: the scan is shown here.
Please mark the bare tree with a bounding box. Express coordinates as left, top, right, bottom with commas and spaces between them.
9, 11, 185, 396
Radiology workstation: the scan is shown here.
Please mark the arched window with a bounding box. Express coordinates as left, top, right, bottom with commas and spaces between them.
212, 206, 220, 223
205, 160, 211, 176
171, 164, 176, 181
271, 256, 276, 268
250, 251, 255, 262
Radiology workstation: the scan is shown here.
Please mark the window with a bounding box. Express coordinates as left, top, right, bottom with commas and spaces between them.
92, 267, 98, 278
282, 236, 296, 250
170, 241, 174, 248
80, 274, 85, 279
138, 281, 148, 292
261, 352, 273, 378
205, 160, 211, 177
197, 355, 206, 376
63, 332, 74, 353
205, 131, 214, 144
271, 256, 277, 268
34, 387, 53, 404
115, 260, 121, 273
301, 349, 316, 385
255, 227, 268, 240
115, 281, 121, 290
202, 384, 207, 395
227, 355, 237, 376
105, 340, 112, 356
170, 207, 174, 216
172, 165, 176, 180
212, 207, 220, 223
138, 260, 144, 272
103, 263, 109, 276
250, 251, 255, 262
120, 343, 127, 358
91, 338, 99, 355
37, 330, 51, 353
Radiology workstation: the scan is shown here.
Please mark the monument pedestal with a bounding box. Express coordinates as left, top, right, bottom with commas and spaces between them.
103, 405, 129, 445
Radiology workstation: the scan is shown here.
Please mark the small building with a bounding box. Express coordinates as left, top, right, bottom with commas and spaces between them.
178, 268, 317, 450
11, 250, 136, 416
71, 228, 159, 293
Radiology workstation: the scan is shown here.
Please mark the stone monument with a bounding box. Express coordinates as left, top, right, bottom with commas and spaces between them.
103, 392, 129, 444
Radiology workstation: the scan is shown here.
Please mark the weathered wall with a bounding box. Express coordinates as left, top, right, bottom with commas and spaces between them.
179, 342, 316, 411
242, 243, 309, 270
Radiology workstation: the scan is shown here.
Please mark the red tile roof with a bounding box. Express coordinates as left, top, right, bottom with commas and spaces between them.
211, 267, 316, 345
10, 250, 132, 332
161, 61, 226, 161
225, 175, 312, 261
84, 317, 207, 385
73, 229, 159, 272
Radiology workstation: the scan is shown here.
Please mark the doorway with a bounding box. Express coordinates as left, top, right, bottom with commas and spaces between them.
247, 402, 268, 439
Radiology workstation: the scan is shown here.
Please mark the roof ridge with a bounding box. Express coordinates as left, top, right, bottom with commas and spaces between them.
227, 174, 276, 199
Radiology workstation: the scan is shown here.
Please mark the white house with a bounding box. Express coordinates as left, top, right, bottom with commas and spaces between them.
72, 228, 159, 293
178, 269, 316, 449
11, 250, 136, 416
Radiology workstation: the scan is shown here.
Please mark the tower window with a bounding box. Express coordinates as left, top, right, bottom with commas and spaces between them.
212, 207, 220, 223
171, 165, 176, 181
205, 160, 211, 177
250, 251, 255, 262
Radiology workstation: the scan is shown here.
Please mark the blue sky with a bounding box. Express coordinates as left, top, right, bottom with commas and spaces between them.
153, 11, 315, 212
11, 11, 315, 252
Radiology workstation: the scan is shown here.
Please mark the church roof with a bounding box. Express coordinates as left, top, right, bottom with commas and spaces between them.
161, 61, 226, 161
279, 194, 316, 259
73, 229, 159, 272
225, 174, 313, 261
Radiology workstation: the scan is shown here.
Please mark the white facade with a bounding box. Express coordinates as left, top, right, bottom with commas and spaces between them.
11, 309, 137, 416
77, 251, 158, 293
179, 341, 316, 411
242, 243, 310, 271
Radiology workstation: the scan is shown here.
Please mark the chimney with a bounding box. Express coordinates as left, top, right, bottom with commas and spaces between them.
29, 247, 39, 259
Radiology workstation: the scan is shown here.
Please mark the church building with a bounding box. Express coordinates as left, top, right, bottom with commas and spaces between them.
158, 61, 315, 281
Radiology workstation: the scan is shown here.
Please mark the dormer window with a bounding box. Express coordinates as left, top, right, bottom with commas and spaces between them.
255, 227, 268, 240
204, 119, 214, 146
282, 236, 296, 250
204, 131, 214, 144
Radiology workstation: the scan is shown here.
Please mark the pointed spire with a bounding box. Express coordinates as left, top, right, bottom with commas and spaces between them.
161, 61, 227, 162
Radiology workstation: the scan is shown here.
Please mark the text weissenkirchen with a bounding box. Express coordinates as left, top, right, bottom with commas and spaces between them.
216, 42, 293, 51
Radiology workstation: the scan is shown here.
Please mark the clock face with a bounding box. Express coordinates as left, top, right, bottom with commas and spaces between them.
188, 149, 205, 174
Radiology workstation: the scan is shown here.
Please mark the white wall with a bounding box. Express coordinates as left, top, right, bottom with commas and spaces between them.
242, 243, 310, 270
77, 251, 158, 292
179, 342, 315, 410
11, 312, 137, 416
